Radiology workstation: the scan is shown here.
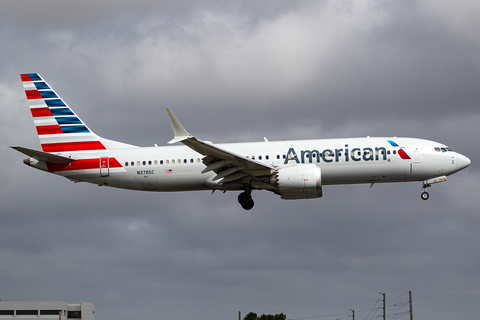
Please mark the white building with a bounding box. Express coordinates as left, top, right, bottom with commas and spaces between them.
0, 302, 94, 320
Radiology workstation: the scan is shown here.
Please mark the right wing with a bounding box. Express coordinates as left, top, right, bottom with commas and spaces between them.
166, 109, 274, 185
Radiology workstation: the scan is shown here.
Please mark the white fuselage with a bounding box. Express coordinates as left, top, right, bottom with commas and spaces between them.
42, 137, 469, 193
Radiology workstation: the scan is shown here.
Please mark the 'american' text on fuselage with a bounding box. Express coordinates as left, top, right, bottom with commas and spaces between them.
284, 145, 390, 164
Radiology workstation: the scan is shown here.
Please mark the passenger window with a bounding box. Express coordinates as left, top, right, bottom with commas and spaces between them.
166, 160, 169, 164
148, 161, 152, 165
160, 160, 163, 165
259, 156, 262, 160
266, 155, 269, 160
172, 160, 175, 164
197, 158, 201, 163
154, 160, 158, 165
277, 155, 280, 159
125, 162, 128, 166
131, 161, 134, 166
142, 161, 146, 165
184, 159, 187, 163
137, 161, 140, 166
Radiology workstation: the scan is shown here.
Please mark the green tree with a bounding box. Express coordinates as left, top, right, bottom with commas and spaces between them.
244, 312, 258, 320
244, 312, 286, 320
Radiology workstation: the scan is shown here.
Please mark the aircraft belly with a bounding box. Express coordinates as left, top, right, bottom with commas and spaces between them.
143, 171, 210, 191
321, 162, 409, 185
64, 171, 145, 190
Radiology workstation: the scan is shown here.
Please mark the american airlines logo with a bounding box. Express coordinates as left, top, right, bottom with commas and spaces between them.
284, 141, 410, 165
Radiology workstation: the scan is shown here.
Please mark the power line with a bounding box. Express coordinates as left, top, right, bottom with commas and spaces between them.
289, 291, 413, 320
97, 291, 413, 320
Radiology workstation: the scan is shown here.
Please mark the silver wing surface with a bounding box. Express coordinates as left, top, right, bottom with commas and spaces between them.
166, 109, 274, 187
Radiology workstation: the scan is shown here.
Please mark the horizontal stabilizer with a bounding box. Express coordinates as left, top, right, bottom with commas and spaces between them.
10, 146, 75, 164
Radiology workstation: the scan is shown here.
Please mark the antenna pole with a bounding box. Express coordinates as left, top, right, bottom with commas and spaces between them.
382, 292, 386, 320
409, 291, 413, 320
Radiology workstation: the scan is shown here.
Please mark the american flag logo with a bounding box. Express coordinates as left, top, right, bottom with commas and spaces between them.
165, 169, 172, 174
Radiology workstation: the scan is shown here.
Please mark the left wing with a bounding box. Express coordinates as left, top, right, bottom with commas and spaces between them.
166, 109, 274, 185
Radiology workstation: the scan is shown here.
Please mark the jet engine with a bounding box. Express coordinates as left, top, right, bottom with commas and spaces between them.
270, 164, 322, 199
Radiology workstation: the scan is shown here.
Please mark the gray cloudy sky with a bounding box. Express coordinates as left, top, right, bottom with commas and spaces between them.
1, 1, 479, 320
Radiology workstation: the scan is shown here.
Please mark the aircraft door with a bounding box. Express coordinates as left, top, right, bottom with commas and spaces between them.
100, 157, 109, 177
412, 144, 422, 163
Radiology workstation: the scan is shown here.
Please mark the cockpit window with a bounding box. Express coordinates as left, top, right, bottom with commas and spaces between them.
435, 146, 453, 152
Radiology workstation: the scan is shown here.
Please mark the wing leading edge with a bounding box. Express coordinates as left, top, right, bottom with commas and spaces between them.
166, 108, 274, 185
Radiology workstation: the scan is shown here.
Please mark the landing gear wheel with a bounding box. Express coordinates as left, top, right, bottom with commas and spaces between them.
421, 191, 429, 200
238, 192, 254, 210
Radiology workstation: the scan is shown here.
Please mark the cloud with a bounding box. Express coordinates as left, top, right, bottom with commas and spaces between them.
1, 1, 479, 320
420, 0, 480, 48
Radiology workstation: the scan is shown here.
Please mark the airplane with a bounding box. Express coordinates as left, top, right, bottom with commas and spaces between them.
11, 73, 471, 210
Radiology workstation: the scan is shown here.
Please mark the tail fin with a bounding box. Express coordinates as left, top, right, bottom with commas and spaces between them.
21, 73, 136, 153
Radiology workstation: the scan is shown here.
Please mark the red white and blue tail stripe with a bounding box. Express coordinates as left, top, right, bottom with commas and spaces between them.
21, 73, 107, 153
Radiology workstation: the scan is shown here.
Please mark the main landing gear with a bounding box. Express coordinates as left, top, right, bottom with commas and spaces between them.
238, 191, 254, 210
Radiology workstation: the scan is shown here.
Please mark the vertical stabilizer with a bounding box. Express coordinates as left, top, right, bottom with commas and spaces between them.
21, 73, 136, 152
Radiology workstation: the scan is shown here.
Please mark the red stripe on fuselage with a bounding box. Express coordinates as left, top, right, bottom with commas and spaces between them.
398, 149, 411, 160
36, 125, 63, 135
47, 158, 123, 172
41, 141, 106, 152
31, 107, 53, 117
25, 90, 42, 100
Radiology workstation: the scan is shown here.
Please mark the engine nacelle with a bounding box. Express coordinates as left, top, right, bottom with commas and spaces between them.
270, 164, 322, 199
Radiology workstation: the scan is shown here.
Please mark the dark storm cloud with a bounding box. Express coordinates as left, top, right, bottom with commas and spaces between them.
1, 1, 479, 320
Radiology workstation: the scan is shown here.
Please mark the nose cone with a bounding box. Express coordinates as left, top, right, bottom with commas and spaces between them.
457, 154, 471, 171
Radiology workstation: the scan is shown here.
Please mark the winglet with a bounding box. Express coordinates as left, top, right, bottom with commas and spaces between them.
166, 108, 192, 144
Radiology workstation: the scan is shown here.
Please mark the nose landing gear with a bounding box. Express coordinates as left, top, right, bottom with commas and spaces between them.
421, 182, 430, 200
421, 190, 429, 200
238, 191, 254, 210
420, 176, 447, 200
